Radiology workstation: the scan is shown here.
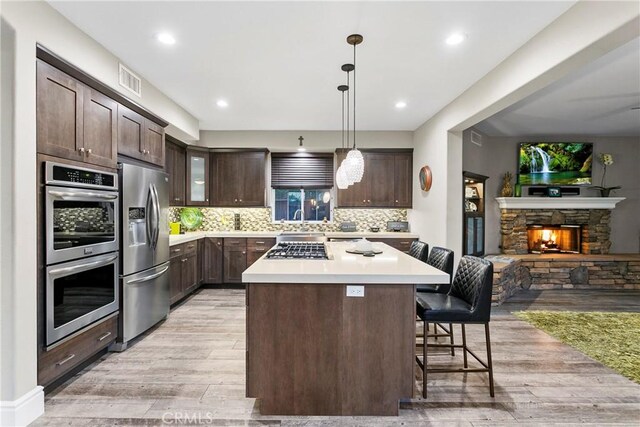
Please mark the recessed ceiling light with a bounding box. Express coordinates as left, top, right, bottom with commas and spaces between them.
216, 99, 229, 108
156, 32, 176, 46
395, 101, 407, 109
445, 33, 466, 46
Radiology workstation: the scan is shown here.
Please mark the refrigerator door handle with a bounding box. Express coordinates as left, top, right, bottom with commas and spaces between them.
151, 183, 160, 250
126, 265, 169, 285
145, 185, 154, 249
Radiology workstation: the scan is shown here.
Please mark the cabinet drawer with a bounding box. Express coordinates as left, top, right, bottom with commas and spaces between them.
247, 238, 276, 249
38, 314, 117, 387
224, 238, 247, 248
183, 241, 197, 256
170, 243, 185, 258
370, 238, 415, 253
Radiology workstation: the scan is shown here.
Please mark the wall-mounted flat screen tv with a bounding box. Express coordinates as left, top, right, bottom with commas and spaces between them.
518, 142, 593, 186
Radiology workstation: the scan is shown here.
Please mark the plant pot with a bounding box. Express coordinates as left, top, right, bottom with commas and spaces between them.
600, 188, 611, 197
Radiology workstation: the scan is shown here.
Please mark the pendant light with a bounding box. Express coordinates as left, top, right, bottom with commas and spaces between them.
336, 83, 349, 189
343, 34, 364, 184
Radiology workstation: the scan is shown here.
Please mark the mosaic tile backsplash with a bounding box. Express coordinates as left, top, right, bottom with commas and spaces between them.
169, 207, 408, 232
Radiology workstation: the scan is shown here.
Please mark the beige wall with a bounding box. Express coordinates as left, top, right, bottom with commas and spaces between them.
410, 1, 640, 261
197, 130, 413, 151
463, 130, 640, 254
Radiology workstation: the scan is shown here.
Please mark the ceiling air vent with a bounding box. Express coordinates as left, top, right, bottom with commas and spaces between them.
470, 130, 483, 147
119, 63, 142, 97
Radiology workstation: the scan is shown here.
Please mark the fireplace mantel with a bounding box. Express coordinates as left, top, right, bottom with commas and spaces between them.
495, 197, 625, 210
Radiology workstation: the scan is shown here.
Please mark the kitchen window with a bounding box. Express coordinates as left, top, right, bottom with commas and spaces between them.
271, 152, 334, 223
274, 189, 332, 222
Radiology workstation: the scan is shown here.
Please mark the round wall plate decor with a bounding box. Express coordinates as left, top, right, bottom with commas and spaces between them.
419, 165, 432, 191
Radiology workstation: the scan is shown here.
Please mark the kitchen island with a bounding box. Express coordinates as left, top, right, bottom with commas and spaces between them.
242, 241, 449, 416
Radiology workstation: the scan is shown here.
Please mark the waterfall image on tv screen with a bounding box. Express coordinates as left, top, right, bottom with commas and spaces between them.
518, 143, 593, 185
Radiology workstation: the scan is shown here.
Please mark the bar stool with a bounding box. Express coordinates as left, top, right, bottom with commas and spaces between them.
416, 256, 494, 398
417, 247, 455, 353
408, 240, 429, 263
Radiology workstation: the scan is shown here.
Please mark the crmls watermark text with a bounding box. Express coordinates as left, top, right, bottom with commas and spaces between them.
161, 412, 215, 425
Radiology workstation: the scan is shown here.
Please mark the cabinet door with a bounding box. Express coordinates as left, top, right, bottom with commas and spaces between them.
336, 151, 367, 207
211, 153, 239, 206
197, 238, 204, 285
203, 238, 223, 283
166, 143, 186, 206
117, 105, 145, 160
367, 153, 395, 207
394, 153, 412, 208
237, 152, 266, 206
182, 253, 198, 294
223, 247, 247, 283
247, 247, 268, 267
186, 150, 210, 206
144, 120, 165, 167
36, 60, 84, 161
82, 87, 118, 168
169, 257, 183, 305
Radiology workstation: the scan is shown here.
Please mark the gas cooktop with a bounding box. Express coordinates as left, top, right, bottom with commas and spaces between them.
265, 242, 328, 260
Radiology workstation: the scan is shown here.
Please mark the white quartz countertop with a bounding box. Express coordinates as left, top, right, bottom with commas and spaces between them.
242, 242, 448, 284
170, 231, 418, 246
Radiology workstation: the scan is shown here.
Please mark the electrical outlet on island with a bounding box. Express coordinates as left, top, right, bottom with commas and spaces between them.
346, 285, 365, 297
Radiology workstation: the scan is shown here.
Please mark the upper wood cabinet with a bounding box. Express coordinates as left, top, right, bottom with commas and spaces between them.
211, 151, 267, 207
117, 105, 165, 167
336, 149, 413, 208
165, 141, 186, 206
37, 60, 117, 168
186, 149, 210, 206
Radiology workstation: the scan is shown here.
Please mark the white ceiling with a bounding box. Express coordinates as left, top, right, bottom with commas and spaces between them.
49, 1, 576, 131
475, 37, 640, 137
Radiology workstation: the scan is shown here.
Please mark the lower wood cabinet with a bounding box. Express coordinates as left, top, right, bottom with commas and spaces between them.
202, 237, 223, 284
38, 314, 117, 387
247, 238, 276, 268
169, 241, 199, 304
223, 239, 247, 283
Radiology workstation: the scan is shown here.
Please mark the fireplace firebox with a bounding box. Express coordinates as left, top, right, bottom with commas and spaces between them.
527, 225, 581, 254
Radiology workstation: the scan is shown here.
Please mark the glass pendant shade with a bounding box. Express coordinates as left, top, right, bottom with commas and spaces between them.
344, 148, 364, 183
336, 165, 349, 189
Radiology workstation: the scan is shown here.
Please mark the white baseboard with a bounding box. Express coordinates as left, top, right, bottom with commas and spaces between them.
0, 386, 44, 427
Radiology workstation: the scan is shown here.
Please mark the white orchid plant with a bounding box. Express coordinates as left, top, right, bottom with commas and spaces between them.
590, 153, 621, 196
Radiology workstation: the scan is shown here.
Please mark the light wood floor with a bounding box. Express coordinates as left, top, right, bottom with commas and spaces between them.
33, 289, 640, 426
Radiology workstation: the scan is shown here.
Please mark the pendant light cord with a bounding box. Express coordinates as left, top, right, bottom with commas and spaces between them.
341, 88, 345, 149
346, 71, 350, 153
353, 42, 356, 149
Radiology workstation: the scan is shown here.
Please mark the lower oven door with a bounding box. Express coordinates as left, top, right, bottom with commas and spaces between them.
46, 252, 119, 345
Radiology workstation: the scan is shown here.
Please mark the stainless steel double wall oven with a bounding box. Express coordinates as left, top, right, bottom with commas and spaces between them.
44, 162, 120, 346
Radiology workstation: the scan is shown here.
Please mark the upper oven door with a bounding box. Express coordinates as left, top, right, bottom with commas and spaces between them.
46, 185, 119, 265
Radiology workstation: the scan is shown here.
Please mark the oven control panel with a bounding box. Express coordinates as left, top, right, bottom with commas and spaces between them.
46, 162, 117, 190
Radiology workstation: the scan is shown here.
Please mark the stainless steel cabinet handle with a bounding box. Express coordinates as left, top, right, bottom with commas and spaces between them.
367, 199, 371, 203
79, 147, 85, 154
239, 199, 242, 202
395, 200, 399, 203
234, 199, 238, 202
87, 149, 92, 154
255, 241, 265, 244
182, 258, 187, 263
242, 251, 246, 255
97, 332, 112, 342
48, 190, 118, 200
173, 248, 181, 252
217, 242, 221, 246
56, 354, 76, 366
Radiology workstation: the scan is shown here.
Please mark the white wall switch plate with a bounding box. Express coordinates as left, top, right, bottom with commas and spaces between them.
346, 285, 365, 297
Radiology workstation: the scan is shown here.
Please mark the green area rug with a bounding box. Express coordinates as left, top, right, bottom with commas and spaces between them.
514, 311, 640, 383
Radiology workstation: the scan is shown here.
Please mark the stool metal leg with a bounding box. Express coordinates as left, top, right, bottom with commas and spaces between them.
449, 323, 455, 356
485, 323, 495, 397
423, 319, 428, 398
461, 324, 468, 369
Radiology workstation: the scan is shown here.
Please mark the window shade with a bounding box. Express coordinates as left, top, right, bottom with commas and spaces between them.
271, 153, 334, 189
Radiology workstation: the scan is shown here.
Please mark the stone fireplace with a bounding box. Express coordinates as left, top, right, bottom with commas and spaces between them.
495, 197, 625, 255
527, 225, 581, 254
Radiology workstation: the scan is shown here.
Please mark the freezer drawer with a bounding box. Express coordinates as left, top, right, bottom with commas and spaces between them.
118, 262, 170, 347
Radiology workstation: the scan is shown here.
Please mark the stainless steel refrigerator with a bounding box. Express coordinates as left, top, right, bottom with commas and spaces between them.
113, 163, 170, 351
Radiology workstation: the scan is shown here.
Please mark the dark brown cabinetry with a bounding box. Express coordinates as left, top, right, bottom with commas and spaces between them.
463, 171, 488, 257
38, 314, 117, 387
165, 140, 186, 206
186, 149, 210, 206
169, 242, 199, 304
211, 151, 267, 207
117, 105, 165, 167
202, 237, 224, 284
247, 238, 276, 267
336, 149, 413, 208
368, 237, 417, 254
37, 60, 118, 168
223, 238, 247, 283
